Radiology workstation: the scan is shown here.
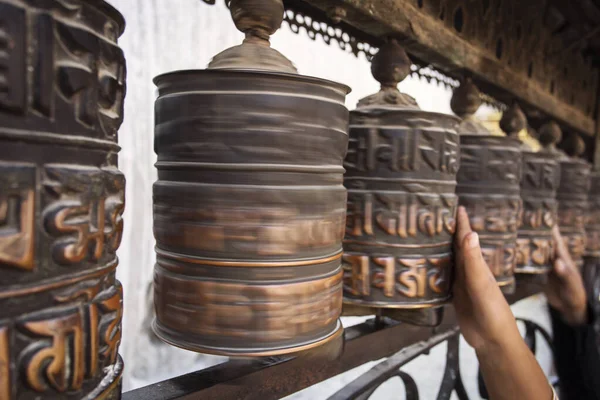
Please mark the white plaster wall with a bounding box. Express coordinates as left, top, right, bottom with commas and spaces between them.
107, 0, 554, 396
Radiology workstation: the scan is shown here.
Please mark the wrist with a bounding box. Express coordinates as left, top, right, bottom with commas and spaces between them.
563, 302, 589, 326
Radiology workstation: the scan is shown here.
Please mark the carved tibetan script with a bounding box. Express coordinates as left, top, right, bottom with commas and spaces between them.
0, 163, 36, 271
345, 128, 459, 174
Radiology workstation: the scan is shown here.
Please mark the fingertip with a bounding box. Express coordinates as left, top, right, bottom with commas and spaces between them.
463, 231, 480, 250
554, 259, 567, 276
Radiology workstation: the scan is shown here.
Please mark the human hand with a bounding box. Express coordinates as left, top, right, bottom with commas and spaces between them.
452, 206, 521, 353
544, 226, 587, 325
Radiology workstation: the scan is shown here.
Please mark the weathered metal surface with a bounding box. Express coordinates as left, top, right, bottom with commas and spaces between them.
586, 171, 600, 257
515, 151, 559, 273
0, 0, 126, 398
285, 0, 597, 137
452, 81, 522, 292
152, 1, 350, 356
499, 112, 561, 275
555, 135, 591, 268
456, 135, 522, 291
342, 41, 460, 310
124, 280, 542, 400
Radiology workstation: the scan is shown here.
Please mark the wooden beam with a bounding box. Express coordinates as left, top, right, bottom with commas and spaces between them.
295, 0, 596, 136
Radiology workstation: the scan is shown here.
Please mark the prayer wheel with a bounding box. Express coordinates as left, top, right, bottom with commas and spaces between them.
342, 40, 460, 310
152, 0, 350, 356
585, 171, 600, 258
501, 111, 560, 275
0, 0, 126, 398
583, 171, 600, 310
550, 127, 591, 268
452, 79, 522, 293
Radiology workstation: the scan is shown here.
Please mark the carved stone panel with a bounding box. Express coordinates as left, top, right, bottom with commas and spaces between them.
515, 152, 560, 274
557, 159, 591, 268
586, 171, 600, 258
0, 1, 125, 398
343, 110, 460, 308
153, 70, 349, 356
457, 136, 522, 292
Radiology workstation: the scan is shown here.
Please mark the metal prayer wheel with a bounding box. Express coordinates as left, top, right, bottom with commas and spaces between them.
342, 40, 460, 310
501, 111, 560, 274
0, 1, 125, 398
152, 0, 350, 356
452, 79, 522, 293
585, 171, 600, 258
583, 171, 600, 307
551, 128, 591, 268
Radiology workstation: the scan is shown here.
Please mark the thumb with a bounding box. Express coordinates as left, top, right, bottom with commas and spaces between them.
553, 258, 584, 293
460, 232, 495, 288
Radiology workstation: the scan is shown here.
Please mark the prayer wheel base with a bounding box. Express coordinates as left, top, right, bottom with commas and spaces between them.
515, 266, 552, 275
152, 319, 344, 357
92, 356, 124, 400
499, 278, 516, 295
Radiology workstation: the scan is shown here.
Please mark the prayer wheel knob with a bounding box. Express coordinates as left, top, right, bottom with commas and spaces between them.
450, 77, 489, 134
357, 39, 418, 108
450, 77, 482, 119
208, 0, 296, 73
564, 133, 586, 158
371, 39, 411, 89
500, 103, 527, 138
539, 121, 562, 150
230, 0, 284, 43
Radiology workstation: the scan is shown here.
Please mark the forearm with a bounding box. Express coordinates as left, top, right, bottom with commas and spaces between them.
476, 333, 553, 400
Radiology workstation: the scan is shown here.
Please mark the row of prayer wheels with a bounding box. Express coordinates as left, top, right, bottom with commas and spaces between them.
152, 0, 600, 356
0, 0, 599, 397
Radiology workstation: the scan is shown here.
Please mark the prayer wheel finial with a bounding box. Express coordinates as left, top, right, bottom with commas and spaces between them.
539, 121, 563, 153
564, 133, 586, 158
357, 39, 418, 108
230, 0, 283, 43
450, 77, 489, 134
208, 0, 297, 73
500, 103, 527, 138
450, 77, 481, 119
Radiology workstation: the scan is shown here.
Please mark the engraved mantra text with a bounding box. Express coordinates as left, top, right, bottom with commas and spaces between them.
343, 254, 450, 298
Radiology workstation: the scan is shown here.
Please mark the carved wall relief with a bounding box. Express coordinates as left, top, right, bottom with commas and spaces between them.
152, 0, 350, 356
0, 1, 126, 398
342, 41, 460, 310
453, 80, 522, 292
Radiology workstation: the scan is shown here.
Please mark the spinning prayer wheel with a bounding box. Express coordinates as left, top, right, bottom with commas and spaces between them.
585, 171, 600, 258
452, 79, 522, 293
152, 0, 350, 356
549, 127, 591, 268
342, 40, 460, 310
501, 109, 560, 275
0, 0, 126, 397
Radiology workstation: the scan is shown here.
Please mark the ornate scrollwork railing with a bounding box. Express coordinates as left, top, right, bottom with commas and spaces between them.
327, 317, 556, 400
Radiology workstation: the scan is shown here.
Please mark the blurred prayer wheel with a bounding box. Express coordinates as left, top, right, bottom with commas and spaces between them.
551, 129, 591, 268
582, 171, 600, 309
503, 113, 560, 274
152, 0, 350, 356
585, 171, 600, 258
342, 40, 460, 310
0, 0, 126, 397
452, 80, 522, 293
